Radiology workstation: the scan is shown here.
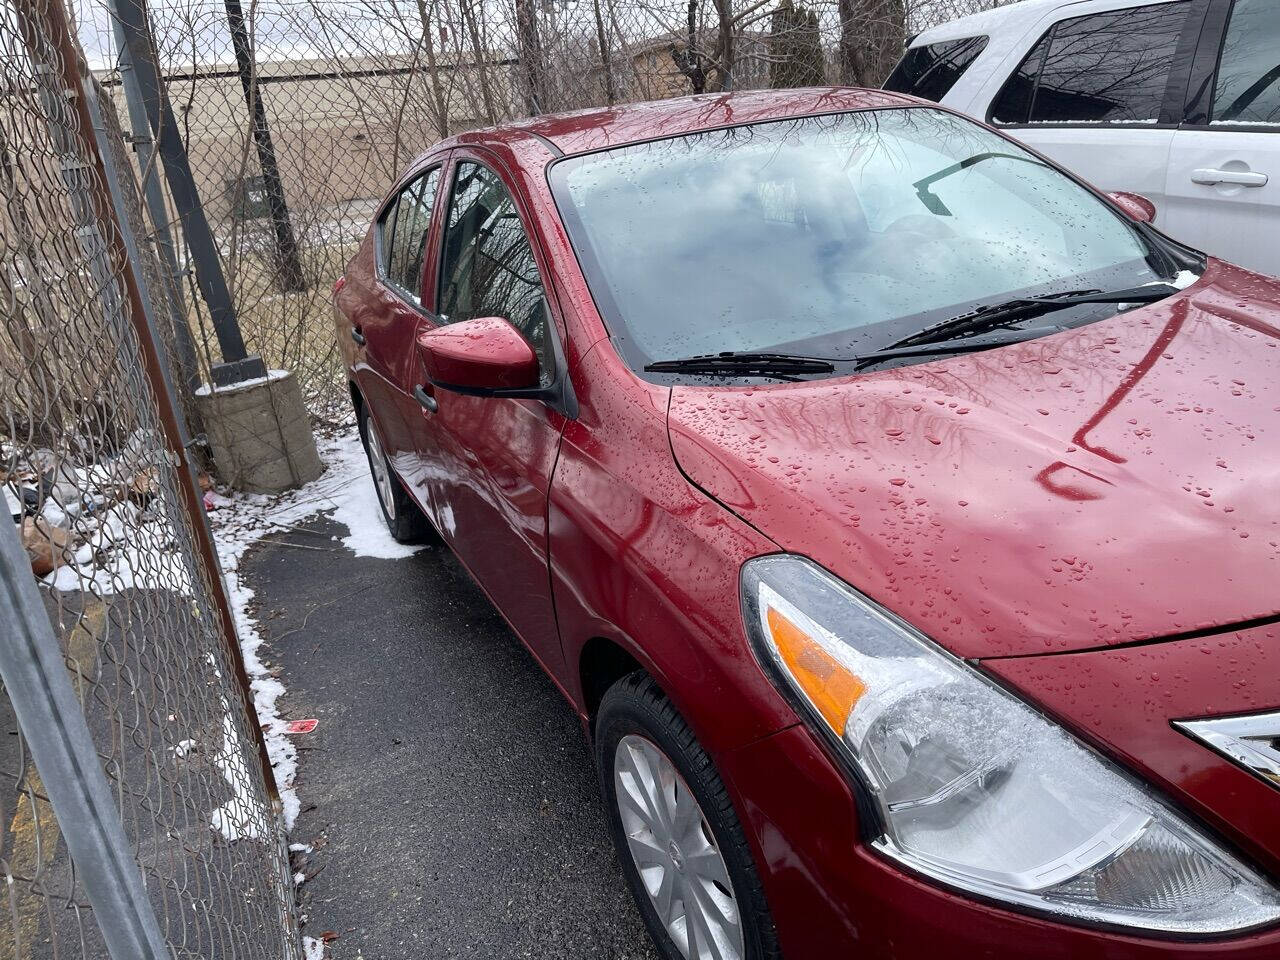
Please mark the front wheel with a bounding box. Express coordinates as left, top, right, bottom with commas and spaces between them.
596, 672, 781, 960
357, 406, 431, 544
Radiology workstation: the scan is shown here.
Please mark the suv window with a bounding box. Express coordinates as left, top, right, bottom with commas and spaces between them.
1211, 0, 1280, 125
991, 2, 1190, 124
438, 161, 551, 382
381, 167, 440, 304
884, 36, 989, 102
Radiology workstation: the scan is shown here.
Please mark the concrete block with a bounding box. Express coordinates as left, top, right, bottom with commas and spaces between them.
195, 369, 323, 493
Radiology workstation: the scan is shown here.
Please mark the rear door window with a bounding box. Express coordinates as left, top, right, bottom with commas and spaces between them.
380, 166, 440, 305
990, 2, 1191, 124
883, 36, 989, 102
1211, 0, 1280, 126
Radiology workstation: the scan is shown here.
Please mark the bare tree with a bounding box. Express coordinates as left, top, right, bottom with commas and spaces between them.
514, 0, 549, 113
839, 0, 906, 87
592, 0, 617, 104
769, 0, 823, 88
413, 0, 454, 139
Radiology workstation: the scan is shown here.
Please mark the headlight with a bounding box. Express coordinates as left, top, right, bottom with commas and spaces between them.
741, 554, 1280, 934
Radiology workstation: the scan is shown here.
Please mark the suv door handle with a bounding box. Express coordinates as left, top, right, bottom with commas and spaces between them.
1192, 168, 1269, 187
351, 327, 366, 345
414, 384, 438, 413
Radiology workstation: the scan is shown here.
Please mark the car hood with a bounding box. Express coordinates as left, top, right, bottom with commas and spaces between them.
667, 260, 1280, 659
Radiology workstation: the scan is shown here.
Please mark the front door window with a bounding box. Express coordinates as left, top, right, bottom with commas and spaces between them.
438, 161, 552, 383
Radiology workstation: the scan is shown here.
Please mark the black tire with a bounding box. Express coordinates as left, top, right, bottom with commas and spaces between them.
596, 672, 782, 960
357, 406, 432, 544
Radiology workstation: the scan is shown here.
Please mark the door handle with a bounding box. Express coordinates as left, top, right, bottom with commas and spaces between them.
414, 384, 437, 413
1191, 168, 1269, 187
351, 327, 366, 345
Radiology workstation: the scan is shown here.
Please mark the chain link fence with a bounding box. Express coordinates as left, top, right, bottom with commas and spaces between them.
68, 0, 1014, 423
1, 0, 300, 955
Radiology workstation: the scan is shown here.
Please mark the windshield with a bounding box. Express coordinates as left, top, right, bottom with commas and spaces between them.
549, 107, 1178, 375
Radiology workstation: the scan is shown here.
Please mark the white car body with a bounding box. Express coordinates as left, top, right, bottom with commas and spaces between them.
887, 0, 1279, 277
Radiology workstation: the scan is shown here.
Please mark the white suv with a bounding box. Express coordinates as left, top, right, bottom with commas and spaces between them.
885, 0, 1279, 277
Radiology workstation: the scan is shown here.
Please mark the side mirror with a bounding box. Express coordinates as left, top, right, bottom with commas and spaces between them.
417, 316, 538, 394
1106, 191, 1157, 224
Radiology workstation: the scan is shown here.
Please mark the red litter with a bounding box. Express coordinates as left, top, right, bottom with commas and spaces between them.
284, 719, 318, 735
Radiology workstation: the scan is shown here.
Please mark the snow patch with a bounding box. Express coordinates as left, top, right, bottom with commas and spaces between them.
42, 499, 193, 595
330, 470, 424, 560
194, 368, 291, 397
210, 706, 268, 842
1140, 269, 1201, 293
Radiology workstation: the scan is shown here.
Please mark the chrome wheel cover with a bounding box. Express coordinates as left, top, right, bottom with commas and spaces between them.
364, 421, 395, 521
614, 734, 744, 960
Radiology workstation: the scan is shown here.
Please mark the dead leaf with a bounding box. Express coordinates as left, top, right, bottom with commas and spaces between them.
129, 467, 159, 506
22, 516, 71, 577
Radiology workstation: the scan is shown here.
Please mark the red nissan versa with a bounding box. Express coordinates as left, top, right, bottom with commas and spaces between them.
334, 88, 1280, 959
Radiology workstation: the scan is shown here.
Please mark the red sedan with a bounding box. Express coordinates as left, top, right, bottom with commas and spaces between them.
334, 88, 1280, 959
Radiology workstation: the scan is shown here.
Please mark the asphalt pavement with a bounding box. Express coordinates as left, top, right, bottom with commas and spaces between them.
244, 515, 658, 959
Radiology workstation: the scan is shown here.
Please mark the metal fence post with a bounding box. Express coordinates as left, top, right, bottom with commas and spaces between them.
111, 23, 203, 401
0, 517, 171, 960
109, 0, 268, 386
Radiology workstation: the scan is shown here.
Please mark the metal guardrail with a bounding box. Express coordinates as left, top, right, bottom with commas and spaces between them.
0, 513, 171, 960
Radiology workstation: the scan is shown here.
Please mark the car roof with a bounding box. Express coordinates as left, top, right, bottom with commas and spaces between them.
449, 87, 916, 157
912, 0, 1061, 41
910, 0, 1165, 45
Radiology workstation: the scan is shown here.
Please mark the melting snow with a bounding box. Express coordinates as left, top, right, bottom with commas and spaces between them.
193, 368, 291, 397
209, 428, 425, 832
31, 427, 412, 844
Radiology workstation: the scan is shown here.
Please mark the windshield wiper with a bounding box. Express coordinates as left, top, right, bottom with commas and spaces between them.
851, 324, 1068, 369
643, 285, 1182, 379
644, 351, 836, 379
876, 284, 1181, 354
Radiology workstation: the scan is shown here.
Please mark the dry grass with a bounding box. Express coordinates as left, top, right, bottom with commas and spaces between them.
183, 241, 358, 424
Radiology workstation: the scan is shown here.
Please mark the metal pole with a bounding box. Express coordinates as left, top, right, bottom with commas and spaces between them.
223, 0, 307, 293
111, 24, 203, 399
35, 0, 285, 817
0, 517, 171, 960
84, 75, 186, 450
109, 0, 268, 386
